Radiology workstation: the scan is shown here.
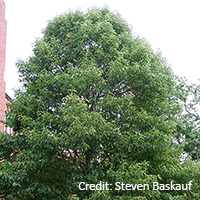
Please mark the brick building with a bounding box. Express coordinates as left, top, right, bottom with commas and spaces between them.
0, 0, 11, 133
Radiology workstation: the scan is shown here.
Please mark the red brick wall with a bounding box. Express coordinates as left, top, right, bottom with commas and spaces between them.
0, 0, 7, 132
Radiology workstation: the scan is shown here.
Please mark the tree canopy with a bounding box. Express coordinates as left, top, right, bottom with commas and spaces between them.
0, 7, 200, 200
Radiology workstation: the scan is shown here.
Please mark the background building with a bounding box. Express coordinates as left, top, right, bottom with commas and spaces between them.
0, 0, 12, 134
0, 0, 7, 132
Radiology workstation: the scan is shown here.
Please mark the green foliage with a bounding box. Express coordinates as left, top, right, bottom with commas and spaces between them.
0, 6, 199, 199
174, 78, 200, 161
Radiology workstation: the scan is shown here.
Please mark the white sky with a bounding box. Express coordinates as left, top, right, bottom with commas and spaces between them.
3, 0, 200, 98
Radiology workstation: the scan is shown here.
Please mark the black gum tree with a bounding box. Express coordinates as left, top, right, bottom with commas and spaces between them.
0, 7, 200, 200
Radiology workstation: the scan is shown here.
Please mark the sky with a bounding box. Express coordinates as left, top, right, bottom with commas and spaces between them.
3, 0, 200, 98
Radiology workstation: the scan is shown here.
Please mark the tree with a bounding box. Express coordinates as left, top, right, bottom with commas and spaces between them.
1, 7, 200, 199
174, 78, 200, 161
